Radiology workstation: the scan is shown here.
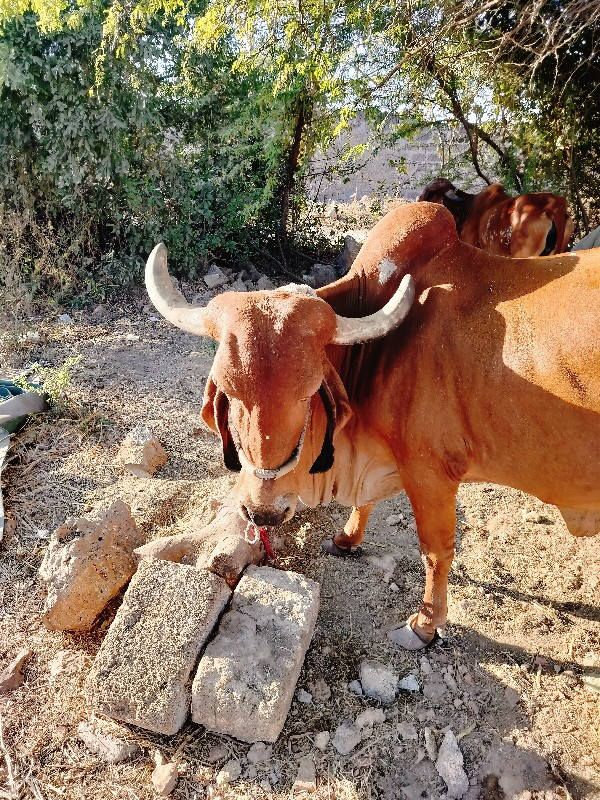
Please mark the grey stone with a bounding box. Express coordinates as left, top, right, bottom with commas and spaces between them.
347, 679, 363, 696
247, 742, 272, 764
399, 674, 421, 692
216, 759, 242, 784
424, 726, 437, 761
256, 275, 275, 291
207, 744, 228, 763
230, 278, 249, 292
314, 731, 330, 751
337, 234, 364, 273
293, 756, 316, 793
40, 501, 142, 632
204, 265, 228, 289
423, 675, 447, 701
191, 565, 320, 742
435, 731, 469, 799
297, 688, 313, 704
86, 559, 230, 735
356, 708, 385, 728
77, 717, 141, 764
309, 263, 337, 288
332, 720, 361, 755
386, 514, 403, 525
397, 722, 418, 741
359, 660, 398, 704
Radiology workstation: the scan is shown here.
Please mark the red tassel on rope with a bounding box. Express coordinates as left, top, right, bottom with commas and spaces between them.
258, 527, 276, 562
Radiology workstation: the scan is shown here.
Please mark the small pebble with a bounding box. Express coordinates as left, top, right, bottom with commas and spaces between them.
356, 708, 385, 728
332, 720, 362, 755
246, 742, 272, 765
424, 727, 438, 761
216, 759, 241, 785
347, 679, 363, 696
207, 745, 228, 763
398, 674, 421, 692
152, 762, 179, 796
297, 688, 313, 704
314, 731, 330, 751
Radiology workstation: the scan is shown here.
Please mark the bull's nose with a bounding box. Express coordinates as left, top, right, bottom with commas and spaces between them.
240, 504, 290, 527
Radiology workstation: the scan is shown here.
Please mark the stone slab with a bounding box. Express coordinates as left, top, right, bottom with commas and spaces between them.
191, 565, 320, 742
86, 558, 230, 735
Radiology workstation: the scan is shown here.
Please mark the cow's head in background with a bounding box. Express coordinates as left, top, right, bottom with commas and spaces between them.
145, 245, 415, 527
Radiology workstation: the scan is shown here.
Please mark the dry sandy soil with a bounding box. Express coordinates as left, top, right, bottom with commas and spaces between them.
0, 299, 599, 800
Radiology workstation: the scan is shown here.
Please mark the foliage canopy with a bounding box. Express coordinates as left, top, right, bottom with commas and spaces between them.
0, 0, 598, 306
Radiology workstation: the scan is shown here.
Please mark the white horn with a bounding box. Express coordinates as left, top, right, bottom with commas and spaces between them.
145, 243, 211, 337
331, 273, 415, 345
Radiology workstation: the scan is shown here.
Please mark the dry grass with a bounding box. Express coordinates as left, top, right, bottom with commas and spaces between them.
0, 306, 599, 800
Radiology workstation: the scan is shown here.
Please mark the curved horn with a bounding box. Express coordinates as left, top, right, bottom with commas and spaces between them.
331, 273, 415, 346
145, 243, 212, 337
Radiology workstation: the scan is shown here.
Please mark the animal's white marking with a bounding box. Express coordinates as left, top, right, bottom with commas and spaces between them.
377, 258, 397, 285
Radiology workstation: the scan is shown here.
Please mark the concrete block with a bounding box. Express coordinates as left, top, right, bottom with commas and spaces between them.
86, 558, 230, 735
191, 565, 320, 742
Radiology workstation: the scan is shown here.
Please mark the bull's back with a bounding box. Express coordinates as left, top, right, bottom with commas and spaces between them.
465, 249, 600, 506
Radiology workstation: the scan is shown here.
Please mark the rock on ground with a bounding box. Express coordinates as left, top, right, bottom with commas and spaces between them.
359, 660, 399, 704
313, 731, 330, 751
435, 730, 469, 799
116, 426, 168, 476
332, 720, 362, 755
86, 558, 230, 735
216, 759, 242, 784
356, 708, 385, 728
77, 717, 141, 763
152, 761, 179, 796
203, 264, 228, 289
0, 648, 32, 692
293, 756, 317, 793
246, 742, 272, 764
191, 565, 320, 742
39, 500, 142, 631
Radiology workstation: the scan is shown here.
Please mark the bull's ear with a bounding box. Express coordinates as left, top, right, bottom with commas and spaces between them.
310, 381, 336, 473
213, 390, 242, 472
309, 363, 353, 474
201, 374, 219, 433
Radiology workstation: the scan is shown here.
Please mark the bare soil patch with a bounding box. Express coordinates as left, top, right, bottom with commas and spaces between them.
0, 305, 598, 800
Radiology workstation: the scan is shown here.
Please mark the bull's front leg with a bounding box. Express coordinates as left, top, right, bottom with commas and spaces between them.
390, 473, 457, 650
321, 503, 374, 556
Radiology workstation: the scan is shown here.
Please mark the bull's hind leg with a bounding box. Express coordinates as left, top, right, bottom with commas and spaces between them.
321, 503, 374, 556
389, 473, 457, 650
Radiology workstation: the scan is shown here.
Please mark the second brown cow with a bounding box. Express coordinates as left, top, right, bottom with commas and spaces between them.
419, 178, 573, 257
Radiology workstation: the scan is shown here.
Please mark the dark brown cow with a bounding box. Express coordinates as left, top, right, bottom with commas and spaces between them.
419, 178, 573, 257
146, 202, 600, 651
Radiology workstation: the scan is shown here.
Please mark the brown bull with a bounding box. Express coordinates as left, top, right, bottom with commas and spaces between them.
146, 202, 600, 651
419, 178, 574, 257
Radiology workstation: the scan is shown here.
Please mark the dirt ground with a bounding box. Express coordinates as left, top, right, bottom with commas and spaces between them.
0, 300, 599, 800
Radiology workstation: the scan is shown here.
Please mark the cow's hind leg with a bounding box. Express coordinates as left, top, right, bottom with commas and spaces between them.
389, 474, 457, 650
321, 503, 374, 556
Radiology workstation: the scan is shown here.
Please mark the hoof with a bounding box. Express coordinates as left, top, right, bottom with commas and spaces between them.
321, 538, 362, 558
388, 621, 434, 651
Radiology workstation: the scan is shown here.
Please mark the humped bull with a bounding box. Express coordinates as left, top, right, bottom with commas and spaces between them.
419, 178, 574, 258
146, 202, 600, 650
